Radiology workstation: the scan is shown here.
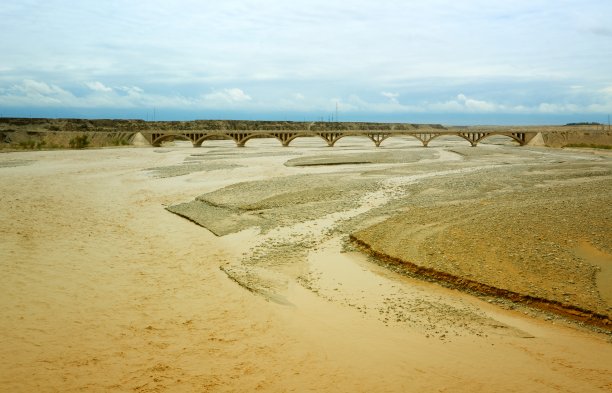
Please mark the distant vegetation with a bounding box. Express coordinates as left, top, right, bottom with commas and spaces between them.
68, 135, 90, 149
18, 140, 46, 150
565, 122, 602, 126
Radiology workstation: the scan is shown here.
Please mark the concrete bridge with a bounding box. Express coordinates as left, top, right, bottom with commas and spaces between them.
5, 119, 610, 150
141, 127, 538, 148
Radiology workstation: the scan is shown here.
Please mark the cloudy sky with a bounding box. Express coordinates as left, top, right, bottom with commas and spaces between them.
1, 0, 611, 124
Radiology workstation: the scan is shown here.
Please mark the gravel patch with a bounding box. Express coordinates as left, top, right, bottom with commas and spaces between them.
352, 161, 612, 321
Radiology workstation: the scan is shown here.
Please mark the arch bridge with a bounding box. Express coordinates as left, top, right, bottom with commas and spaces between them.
141, 128, 537, 148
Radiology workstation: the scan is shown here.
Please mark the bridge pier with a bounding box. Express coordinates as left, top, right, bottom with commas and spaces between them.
317, 132, 342, 147
271, 132, 298, 147
367, 133, 389, 147
512, 132, 538, 146
415, 133, 440, 147
457, 132, 489, 147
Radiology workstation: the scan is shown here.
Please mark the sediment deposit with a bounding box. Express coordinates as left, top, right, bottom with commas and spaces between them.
170, 141, 612, 326
1, 138, 611, 392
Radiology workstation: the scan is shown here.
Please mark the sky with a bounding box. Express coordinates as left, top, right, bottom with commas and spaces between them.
1, 0, 612, 125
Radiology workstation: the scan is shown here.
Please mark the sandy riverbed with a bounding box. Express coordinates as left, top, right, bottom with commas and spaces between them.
1, 138, 611, 392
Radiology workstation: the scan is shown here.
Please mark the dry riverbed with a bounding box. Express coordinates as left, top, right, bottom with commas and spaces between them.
171, 140, 611, 326
1, 138, 611, 392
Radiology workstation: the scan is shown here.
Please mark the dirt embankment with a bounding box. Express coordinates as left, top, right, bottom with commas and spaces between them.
0, 118, 138, 149
541, 129, 612, 148
468, 124, 612, 148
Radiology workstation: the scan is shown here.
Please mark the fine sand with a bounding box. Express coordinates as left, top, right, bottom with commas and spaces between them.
1, 137, 611, 392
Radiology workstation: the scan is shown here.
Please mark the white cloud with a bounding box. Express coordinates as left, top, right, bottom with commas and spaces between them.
381, 92, 399, 104
0, 80, 164, 108
18, 79, 70, 97
337, 92, 608, 116
2, 78, 612, 118
203, 88, 252, 103
1, 1, 611, 122
456, 93, 497, 112
116, 86, 145, 99
0, 80, 218, 109
421, 93, 501, 113
0, 79, 76, 106
226, 88, 251, 102
85, 81, 113, 93
538, 103, 581, 114
3, 1, 610, 86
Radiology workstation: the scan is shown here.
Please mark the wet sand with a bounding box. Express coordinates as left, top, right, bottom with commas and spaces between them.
1, 139, 611, 392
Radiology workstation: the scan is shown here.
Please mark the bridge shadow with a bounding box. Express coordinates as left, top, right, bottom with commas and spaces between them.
159, 138, 193, 148
332, 136, 378, 148
288, 136, 330, 148
478, 135, 522, 146
242, 137, 284, 148
197, 139, 237, 149
427, 135, 475, 147
380, 136, 427, 149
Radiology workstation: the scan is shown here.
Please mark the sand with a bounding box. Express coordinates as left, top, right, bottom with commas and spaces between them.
1, 138, 611, 392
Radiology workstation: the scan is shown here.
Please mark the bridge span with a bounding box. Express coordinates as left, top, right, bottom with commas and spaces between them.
141, 128, 538, 148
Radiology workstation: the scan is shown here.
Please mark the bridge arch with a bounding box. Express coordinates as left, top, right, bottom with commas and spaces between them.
378, 134, 429, 147
240, 133, 285, 147
477, 133, 523, 146
281, 132, 322, 146
151, 133, 196, 147
426, 133, 476, 147
328, 134, 378, 147
194, 134, 240, 147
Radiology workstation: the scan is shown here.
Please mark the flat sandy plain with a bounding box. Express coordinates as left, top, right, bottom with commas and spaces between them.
0, 136, 611, 392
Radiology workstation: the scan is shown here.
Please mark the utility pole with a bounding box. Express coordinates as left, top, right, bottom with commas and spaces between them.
335, 102, 339, 123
